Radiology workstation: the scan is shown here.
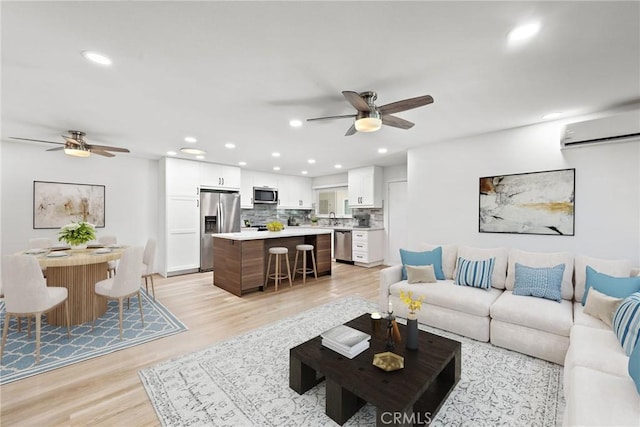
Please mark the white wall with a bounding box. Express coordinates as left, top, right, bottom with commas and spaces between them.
407, 120, 640, 264
1, 142, 158, 258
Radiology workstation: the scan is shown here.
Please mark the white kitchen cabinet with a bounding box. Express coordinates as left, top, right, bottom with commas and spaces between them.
351, 229, 384, 267
240, 169, 255, 208
348, 166, 383, 208
200, 162, 241, 190
166, 196, 200, 272
252, 171, 278, 189
165, 157, 200, 197
160, 157, 200, 276
278, 175, 312, 209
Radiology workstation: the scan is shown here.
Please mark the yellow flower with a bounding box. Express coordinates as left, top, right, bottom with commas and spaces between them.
399, 290, 425, 314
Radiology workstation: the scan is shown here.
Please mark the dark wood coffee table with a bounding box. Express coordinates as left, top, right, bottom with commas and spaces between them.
290, 313, 461, 426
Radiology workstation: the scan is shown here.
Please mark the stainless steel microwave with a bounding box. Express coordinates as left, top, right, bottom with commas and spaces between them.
253, 186, 278, 204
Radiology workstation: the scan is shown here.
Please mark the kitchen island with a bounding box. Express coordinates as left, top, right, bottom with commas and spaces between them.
212, 228, 333, 296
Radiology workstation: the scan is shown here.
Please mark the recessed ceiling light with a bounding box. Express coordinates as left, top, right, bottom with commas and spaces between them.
238, 161, 247, 166
542, 112, 564, 120
184, 136, 197, 143
273, 166, 281, 171
196, 155, 205, 160
167, 151, 177, 156
180, 147, 206, 155
225, 142, 236, 149
334, 164, 342, 169
508, 22, 541, 44
289, 119, 303, 128
378, 148, 388, 154
81, 50, 112, 66
272, 152, 280, 157
301, 170, 308, 175
307, 159, 316, 164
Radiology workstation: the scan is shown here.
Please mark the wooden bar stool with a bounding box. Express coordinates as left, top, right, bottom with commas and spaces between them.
293, 244, 318, 284
264, 247, 292, 291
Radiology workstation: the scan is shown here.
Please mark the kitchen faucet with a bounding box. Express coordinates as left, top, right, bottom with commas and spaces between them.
329, 211, 338, 225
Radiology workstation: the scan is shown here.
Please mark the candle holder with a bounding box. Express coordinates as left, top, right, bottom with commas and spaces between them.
385, 311, 395, 351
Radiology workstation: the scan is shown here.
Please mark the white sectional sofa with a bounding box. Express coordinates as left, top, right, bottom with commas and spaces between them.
379, 244, 640, 426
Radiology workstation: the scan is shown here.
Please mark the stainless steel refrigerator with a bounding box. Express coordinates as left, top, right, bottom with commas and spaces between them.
200, 190, 241, 271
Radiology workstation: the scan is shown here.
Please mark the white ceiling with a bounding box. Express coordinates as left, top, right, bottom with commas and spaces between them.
2, 1, 639, 177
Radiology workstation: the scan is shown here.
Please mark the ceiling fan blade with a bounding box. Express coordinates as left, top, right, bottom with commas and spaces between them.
9, 137, 63, 145
378, 95, 434, 115
63, 136, 81, 146
307, 114, 356, 122
382, 114, 415, 130
46, 146, 65, 151
342, 91, 370, 112
91, 150, 115, 157
86, 144, 130, 153
345, 124, 358, 136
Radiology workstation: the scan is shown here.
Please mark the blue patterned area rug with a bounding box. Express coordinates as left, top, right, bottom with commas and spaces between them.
0, 289, 187, 385
139, 296, 564, 427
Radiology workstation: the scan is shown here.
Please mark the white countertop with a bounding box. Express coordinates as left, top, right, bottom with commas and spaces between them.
213, 227, 333, 241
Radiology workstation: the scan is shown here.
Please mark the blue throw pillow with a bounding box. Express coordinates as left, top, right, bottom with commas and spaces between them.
454, 257, 495, 289
399, 247, 444, 281
512, 263, 564, 302
613, 292, 640, 356
629, 340, 640, 395
582, 266, 640, 306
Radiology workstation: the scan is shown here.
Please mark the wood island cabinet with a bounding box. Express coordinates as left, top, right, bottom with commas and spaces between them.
212, 229, 332, 296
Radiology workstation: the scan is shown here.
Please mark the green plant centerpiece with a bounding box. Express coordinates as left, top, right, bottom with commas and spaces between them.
266, 220, 284, 231
58, 221, 96, 247
310, 215, 318, 226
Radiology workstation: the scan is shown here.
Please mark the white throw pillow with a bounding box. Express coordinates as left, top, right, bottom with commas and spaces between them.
419, 243, 457, 279
506, 249, 574, 300
454, 246, 508, 289
574, 255, 631, 303
583, 288, 623, 328
406, 264, 437, 284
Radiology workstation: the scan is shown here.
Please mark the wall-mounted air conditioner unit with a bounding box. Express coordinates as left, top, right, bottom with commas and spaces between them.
561, 110, 640, 149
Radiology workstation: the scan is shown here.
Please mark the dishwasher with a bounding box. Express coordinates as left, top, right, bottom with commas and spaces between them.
334, 229, 353, 263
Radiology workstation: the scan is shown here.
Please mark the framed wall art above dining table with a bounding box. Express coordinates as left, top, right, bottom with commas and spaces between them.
33, 180, 105, 229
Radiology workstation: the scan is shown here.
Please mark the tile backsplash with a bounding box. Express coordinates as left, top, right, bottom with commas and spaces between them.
241, 205, 383, 228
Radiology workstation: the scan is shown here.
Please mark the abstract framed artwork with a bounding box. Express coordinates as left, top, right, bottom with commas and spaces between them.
33, 181, 105, 229
479, 168, 575, 236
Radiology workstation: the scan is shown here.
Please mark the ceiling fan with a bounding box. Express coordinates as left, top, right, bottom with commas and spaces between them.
9, 130, 130, 157
307, 91, 434, 136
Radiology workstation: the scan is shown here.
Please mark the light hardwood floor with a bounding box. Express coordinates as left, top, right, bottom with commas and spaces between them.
0, 262, 385, 426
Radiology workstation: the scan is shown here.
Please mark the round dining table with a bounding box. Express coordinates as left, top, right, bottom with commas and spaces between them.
22, 246, 126, 326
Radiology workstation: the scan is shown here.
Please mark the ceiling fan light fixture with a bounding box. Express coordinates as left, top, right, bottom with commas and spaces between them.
355, 110, 382, 133
64, 146, 90, 157
355, 117, 382, 132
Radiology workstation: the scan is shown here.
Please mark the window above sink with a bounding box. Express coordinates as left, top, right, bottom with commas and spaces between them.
315, 186, 352, 218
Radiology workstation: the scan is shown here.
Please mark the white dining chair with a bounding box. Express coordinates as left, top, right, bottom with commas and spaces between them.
29, 238, 52, 249
98, 235, 118, 277
29, 237, 52, 278
141, 238, 157, 299
92, 246, 144, 339
1, 255, 70, 364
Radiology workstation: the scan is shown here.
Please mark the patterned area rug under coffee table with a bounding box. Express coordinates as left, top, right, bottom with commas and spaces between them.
139, 296, 564, 426
1, 289, 187, 385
